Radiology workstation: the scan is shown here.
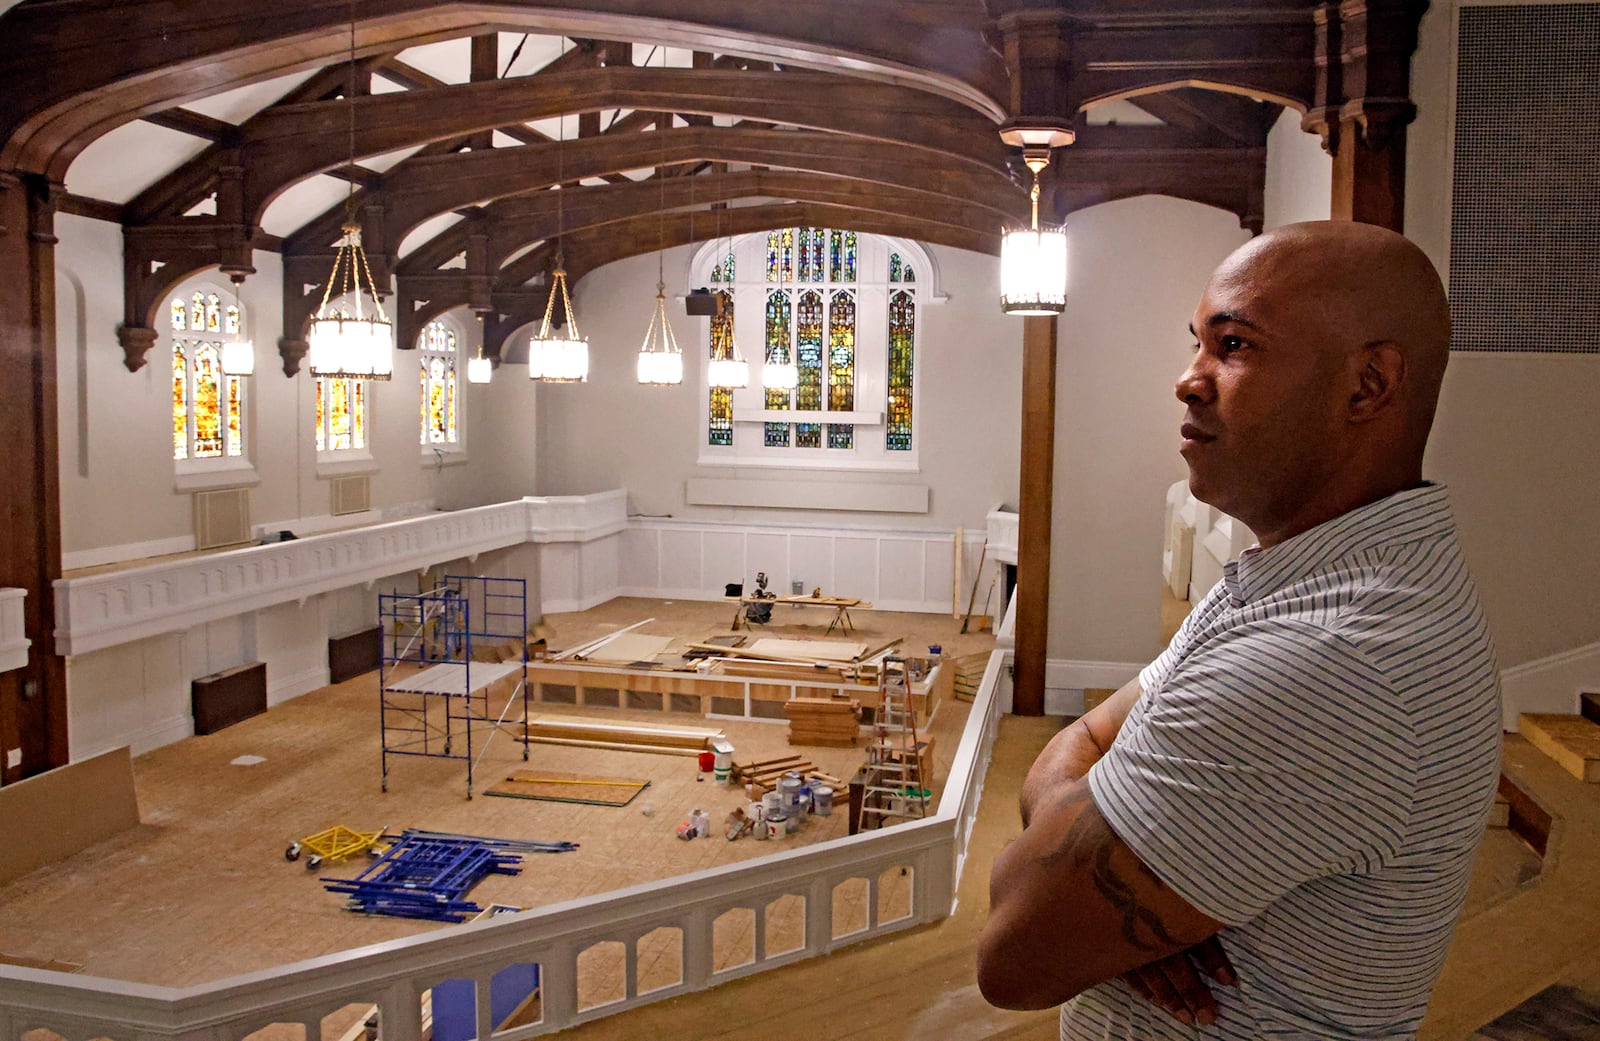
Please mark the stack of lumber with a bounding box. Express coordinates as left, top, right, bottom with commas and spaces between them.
730, 754, 846, 795
950, 652, 988, 702
523, 714, 724, 757
784, 697, 862, 747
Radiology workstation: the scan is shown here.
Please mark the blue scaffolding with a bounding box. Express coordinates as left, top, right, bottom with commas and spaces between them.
378, 575, 530, 798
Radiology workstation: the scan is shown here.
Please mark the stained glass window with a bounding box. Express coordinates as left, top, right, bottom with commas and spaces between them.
764, 290, 793, 447
830, 230, 857, 283
710, 252, 735, 283
765, 228, 795, 283
170, 293, 243, 463
317, 376, 367, 453
887, 289, 915, 451
708, 289, 735, 446
225, 305, 240, 336
418, 320, 459, 446
827, 290, 856, 449
889, 252, 916, 284
794, 289, 824, 448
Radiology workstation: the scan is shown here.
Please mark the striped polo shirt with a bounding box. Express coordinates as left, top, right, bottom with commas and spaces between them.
1065, 483, 1502, 1041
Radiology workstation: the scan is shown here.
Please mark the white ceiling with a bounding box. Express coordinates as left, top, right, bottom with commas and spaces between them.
1083, 99, 1166, 126
185, 69, 319, 123
64, 121, 211, 203
397, 211, 464, 258
260, 175, 353, 239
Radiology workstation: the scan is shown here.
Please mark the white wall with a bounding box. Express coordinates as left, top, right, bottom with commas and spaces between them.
53, 213, 509, 564
1263, 108, 1333, 229
1049, 195, 1253, 670
537, 244, 1022, 532
1406, 0, 1600, 674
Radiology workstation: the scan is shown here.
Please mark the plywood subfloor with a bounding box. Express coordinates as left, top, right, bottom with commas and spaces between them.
0, 598, 988, 990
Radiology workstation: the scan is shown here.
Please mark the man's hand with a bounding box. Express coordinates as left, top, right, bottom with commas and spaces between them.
1121, 937, 1237, 1026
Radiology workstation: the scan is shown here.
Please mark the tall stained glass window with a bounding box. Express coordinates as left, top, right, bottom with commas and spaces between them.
317, 376, 368, 452
829, 230, 858, 283
710, 251, 735, 283
794, 289, 825, 448
707, 290, 735, 446
765, 228, 795, 283
827, 290, 856, 449
418, 319, 459, 446
764, 290, 793, 447
170, 291, 243, 462
887, 290, 915, 450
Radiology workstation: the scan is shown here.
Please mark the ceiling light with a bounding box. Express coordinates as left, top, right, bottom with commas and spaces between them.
1000, 146, 1068, 317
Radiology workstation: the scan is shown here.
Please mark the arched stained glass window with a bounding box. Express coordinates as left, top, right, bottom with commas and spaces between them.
887, 289, 915, 451
830, 230, 858, 283
707, 290, 735, 446
827, 290, 856, 449
170, 292, 244, 462
710, 251, 735, 283
889, 252, 916, 283
315, 299, 371, 455
418, 319, 459, 446
764, 290, 793, 447
765, 229, 795, 283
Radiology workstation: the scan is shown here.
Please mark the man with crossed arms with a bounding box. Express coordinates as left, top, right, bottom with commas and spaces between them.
978, 221, 1502, 1039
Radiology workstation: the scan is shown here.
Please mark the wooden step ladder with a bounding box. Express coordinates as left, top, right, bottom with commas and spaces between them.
857, 657, 931, 830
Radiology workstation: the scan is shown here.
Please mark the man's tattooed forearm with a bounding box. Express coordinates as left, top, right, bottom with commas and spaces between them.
1036, 787, 1181, 953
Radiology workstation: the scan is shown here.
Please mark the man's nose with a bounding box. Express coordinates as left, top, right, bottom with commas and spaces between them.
1175, 355, 1214, 405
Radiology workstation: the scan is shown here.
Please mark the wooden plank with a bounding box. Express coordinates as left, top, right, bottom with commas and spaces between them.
1519, 715, 1600, 783
485, 770, 651, 806
580, 633, 674, 665
0, 747, 140, 886
523, 736, 703, 757
748, 638, 868, 662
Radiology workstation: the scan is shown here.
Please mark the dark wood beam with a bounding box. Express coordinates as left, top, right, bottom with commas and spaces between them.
58, 193, 124, 224
0, 1, 1009, 178
1124, 88, 1278, 145
1012, 315, 1057, 717
140, 107, 239, 144
236, 67, 1009, 225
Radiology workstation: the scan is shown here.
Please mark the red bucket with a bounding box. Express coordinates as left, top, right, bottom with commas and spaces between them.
697, 751, 715, 772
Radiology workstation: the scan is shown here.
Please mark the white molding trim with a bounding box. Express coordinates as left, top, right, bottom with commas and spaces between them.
1499, 640, 1600, 731
63, 535, 197, 573
173, 461, 260, 494
315, 452, 379, 479
685, 478, 929, 513
732, 408, 886, 425
0, 588, 29, 673
1046, 659, 1144, 692
268, 664, 331, 707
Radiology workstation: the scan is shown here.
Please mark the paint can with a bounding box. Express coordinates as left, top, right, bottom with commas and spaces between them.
785, 809, 801, 834
766, 812, 787, 840
762, 791, 782, 817
697, 750, 715, 773
711, 739, 735, 784
778, 775, 804, 811
812, 785, 834, 816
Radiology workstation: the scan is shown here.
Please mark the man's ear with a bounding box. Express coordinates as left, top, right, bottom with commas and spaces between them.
1349, 341, 1405, 423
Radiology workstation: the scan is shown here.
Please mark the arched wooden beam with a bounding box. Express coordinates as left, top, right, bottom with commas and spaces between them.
0, 1, 1008, 178
397, 169, 1021, 277
286, 126, 1025, 258
228, 67, 1008, 224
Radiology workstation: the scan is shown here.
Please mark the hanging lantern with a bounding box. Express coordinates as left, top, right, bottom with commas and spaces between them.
762, 358, 798, 390
636, 283, 685, 385
1000, 147, 1068, 316
466, 349, 493, 384
307, 224, 394, 380
707, 291, 748, 388
529, 260, 588, 383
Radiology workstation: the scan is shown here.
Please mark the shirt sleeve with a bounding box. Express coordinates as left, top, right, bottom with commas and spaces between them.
1088, 619, 1416, 926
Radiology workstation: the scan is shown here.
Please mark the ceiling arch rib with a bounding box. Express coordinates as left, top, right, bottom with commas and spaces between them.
284, 125, 1024, 261
0, 0, 1007, 178
232, 66, 1008, 228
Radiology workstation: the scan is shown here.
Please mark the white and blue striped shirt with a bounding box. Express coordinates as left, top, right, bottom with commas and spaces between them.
1067, 484, 1502, 1041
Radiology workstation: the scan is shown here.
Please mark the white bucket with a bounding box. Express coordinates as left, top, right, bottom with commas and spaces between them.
812, 785, 834, 816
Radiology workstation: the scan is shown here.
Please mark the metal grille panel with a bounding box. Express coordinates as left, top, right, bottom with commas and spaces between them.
1450, 3, 1600, 353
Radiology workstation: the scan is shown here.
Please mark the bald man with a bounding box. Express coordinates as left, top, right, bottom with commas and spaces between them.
977, 222, 1502, 1039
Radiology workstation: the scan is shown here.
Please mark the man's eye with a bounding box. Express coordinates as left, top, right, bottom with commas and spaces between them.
1220, 335, 1245, 354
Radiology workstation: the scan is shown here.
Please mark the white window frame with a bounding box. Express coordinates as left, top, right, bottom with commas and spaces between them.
417, 312, 468, 465
692, 231, 940, 472
168, 281, 257, 492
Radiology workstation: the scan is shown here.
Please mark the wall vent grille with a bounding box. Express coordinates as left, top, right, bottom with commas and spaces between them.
1450, 3, 1600, 353
193, 488, 252, 550
330, 475, 371, 517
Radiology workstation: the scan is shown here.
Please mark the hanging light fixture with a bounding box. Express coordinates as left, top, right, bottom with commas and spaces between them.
706, 179, 748, 389
307, 6, 393, 380
466, 314, 492, 383
1000, 145, 1068, 316
762, 223, 798, 391
529, 42, 588, 384
220, 276, 255, 377
636, 56, 684, 387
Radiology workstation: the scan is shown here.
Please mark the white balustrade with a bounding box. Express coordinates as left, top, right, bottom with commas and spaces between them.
0, 648, 1011, 1041
0, 588, 28, 673
985, 509, 1019, 566
54, 493, 629, 657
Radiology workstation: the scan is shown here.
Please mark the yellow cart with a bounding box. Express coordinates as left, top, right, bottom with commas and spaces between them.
285, 825, 389, 871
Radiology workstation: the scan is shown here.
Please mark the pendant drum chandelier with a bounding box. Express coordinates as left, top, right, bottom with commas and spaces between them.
635, 60, 685, 387
220, 277, 255, 377
1000, 146, 1069, 316
706, 179, 748, 389
528, 257, 588, 383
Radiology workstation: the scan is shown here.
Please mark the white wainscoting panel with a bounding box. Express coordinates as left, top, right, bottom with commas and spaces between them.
0, 588, 29, 673
620, 520, 982, 614
685, 477, 930, 513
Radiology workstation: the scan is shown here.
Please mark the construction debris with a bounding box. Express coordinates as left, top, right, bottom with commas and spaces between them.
784, 697, 863, 747
523, 714, 725, 756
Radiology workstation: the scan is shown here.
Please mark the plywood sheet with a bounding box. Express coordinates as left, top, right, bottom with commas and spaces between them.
747, 638, 868, 662
485, 770, 651, 806
385, 661, 521, 695
0, 746, 140, 886
581, 633, 674, 665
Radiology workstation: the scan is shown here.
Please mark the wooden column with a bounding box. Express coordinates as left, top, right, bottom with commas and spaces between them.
1013, 315, 1057, 717
0, 172, 67, 783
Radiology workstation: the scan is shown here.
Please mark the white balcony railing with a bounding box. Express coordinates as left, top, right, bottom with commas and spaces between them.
0, 645, 1012, 1040
53, 493, 628, 657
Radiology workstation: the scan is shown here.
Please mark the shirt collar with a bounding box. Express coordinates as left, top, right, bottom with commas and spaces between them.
1223, 483, 1455, 605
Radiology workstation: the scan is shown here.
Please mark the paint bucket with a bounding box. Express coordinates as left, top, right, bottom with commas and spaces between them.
812, 785, 834, 816
697, 750, 715, 773
785, 810, 801, 834
778, 775, 803, 811
762, 791, 782, 817
766, 812, 787, 840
